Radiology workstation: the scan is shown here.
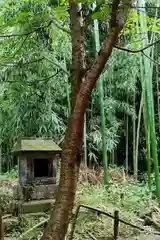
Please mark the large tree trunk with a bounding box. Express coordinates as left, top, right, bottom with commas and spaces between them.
41, 1, 133, 239
41, 2, 85, 240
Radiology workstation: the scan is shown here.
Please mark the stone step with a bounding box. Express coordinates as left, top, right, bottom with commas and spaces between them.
9, 199, 55, 214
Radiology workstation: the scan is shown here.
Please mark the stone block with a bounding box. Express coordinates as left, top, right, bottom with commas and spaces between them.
9, 199, 55, 214
13, 184, 57, 200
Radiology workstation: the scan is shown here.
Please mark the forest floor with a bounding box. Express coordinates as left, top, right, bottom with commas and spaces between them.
0, 166, 160, 239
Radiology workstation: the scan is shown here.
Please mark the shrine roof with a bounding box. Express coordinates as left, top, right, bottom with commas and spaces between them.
12, 138, 62, 153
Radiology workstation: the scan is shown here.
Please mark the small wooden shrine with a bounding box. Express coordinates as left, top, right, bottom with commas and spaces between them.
12, 138, 61, 201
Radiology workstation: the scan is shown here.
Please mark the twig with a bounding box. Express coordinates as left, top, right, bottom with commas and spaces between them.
86, 231, 98, 240
19, 217, 49, 239
114, 38, 160, 53
44, 57, 69, 75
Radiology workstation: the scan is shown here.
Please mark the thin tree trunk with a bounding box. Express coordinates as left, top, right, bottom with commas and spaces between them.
83, 114, 87, 166
0, 145, 2, 175
125, 97, 129, 173
111, 151, 115, 165
41, 1, 133, 239
64, 56, 71, 116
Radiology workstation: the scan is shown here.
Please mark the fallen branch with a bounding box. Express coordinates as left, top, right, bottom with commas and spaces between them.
2, 215, 12, 220
68, 204, 145, 240
86, 231, 98, 240
144, 217, 160, 232
19, 218, 49, 239
152, 206, 160, 215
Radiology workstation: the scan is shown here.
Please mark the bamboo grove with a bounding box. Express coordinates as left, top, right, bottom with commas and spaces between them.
0, 0, 159, 201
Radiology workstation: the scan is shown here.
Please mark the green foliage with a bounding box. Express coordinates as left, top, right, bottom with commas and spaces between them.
0, 0, 71, 171
0, 167, 18, 180
0, 0, 158, 173
0, 0, 139, 170
123, 9, 160, 43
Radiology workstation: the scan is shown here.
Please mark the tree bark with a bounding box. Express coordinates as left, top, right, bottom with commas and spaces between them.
41, 0, 133, 239
69, 2, 85, 110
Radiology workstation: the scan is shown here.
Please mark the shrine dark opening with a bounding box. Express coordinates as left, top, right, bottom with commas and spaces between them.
34, 158, 50, 177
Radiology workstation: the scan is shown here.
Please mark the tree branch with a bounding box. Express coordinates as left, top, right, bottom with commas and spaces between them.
69, 0, 133, 120
141, 51, 160, 66
0, 21, 52, 38
12, 36, 29, 58
52, 19, 71, 34
44, 57, 69, 75
0, 57, 69, 75
1, 71, 61, 84
114, 38, 160, 53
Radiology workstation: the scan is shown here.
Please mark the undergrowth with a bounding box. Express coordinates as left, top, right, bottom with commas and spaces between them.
0, 166, 156, 239
73, 181, 153, 239
0, 167, 18, 180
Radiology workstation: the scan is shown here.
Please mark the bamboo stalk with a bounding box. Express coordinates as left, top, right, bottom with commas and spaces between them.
93, 2, 108, 185
135, 94, 143, 179
125, 97, 129, 173
133, 76, 137, 180
137, 0, 160, 201
84, 114, 87, 166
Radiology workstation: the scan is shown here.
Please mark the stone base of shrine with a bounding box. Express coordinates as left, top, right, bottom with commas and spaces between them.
13, 183, 57, 201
